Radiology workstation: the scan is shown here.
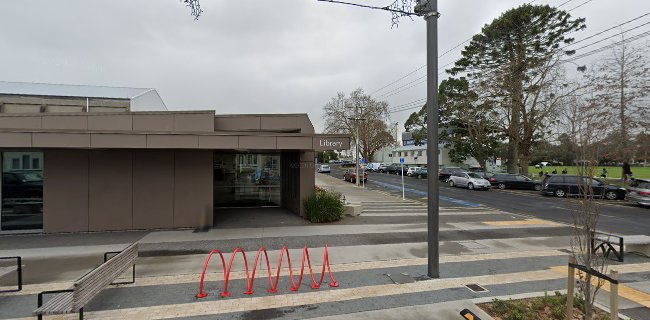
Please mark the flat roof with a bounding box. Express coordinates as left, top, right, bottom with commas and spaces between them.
0, 81, 155, 100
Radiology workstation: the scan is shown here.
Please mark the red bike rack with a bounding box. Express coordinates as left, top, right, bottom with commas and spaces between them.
196, 244, 339, 298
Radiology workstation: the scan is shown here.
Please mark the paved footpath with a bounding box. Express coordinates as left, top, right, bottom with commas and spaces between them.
0, 174, 649, 319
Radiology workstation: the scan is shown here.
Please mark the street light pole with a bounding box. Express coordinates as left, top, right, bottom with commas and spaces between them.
416, 0, 440, 279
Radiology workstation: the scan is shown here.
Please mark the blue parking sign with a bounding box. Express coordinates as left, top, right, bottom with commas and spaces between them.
399, 157, 404, 164
361, 158, 366, 164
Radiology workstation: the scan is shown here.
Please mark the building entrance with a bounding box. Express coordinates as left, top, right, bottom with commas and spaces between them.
214, 153, 281, 207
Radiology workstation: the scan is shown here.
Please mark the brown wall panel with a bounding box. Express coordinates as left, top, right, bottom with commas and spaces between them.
132, 150, 174, 229
277, 136, 312, 150
43, 150, 89, 233
174, 150, 213, 228
214, 116, 260, 131
91, 134, 147, 148
174, 113, 214, 132
0, 116, 41, 129
238, 136, 276, 149
33, 133, 90, 148
261, 115, 314, 133
88, 114, 132, 131
133, 114, 174, 132
147, 135, 199, 148
42, 115, 87, 130
88, 150, 133, 231
198, 135, 238, 149
0, 132, 32, 147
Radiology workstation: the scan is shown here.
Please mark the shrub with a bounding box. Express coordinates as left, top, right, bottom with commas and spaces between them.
304, 188, 344, 223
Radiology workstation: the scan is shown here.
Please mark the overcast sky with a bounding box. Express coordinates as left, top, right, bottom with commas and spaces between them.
1, 0, 649, 132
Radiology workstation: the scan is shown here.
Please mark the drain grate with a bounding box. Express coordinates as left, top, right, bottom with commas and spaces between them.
465, 284, 488, 293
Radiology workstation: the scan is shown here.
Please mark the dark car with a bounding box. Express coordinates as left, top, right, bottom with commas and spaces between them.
2, 171, 43, 199
489, 173, 542, 191
412, 167, 428, 178
343, 168, 368, 183
377, 164, 390, 173
386, 164, 404, 175
541, 175, 626, 200
438, 167, 463, 181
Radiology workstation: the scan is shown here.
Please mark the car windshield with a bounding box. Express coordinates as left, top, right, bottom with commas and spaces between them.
468, 173, 482, 179
20, 172, 43, 182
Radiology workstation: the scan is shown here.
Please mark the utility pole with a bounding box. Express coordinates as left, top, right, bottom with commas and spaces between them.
348, 105, 366, 187
415, 0, 440, 279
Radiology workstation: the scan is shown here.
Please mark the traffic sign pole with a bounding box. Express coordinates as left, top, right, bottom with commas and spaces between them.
400, 157, 405, 200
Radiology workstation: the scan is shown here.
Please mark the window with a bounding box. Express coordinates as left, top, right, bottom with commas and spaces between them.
32, 158, 40, 169
418, 151, 423, 156
11, 158, 19, 170
2, 151, 44, 231
22, 155, 30, 169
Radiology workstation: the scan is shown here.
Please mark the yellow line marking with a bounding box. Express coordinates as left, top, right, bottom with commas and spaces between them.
483, 218, 561, 226
550, 264, 650, 308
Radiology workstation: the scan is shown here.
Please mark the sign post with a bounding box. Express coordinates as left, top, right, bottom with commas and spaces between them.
400, 157, 405, 200
361, 158, 366, 189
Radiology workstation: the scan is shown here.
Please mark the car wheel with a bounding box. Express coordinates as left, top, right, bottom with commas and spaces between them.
468, 183, 475, 190
498, 183, 506, 190
534, 184, 542, 191
554, 189, 566, 198
605, 190, 618, 200
449, 180, 455, 187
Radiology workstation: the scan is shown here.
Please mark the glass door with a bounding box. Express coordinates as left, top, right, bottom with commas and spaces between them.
0, 151, 44, 231
214, 153, 281, 207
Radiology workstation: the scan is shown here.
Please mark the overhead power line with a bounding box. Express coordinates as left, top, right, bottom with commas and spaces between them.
563, 12, 650, 49
567, 29, 650, 61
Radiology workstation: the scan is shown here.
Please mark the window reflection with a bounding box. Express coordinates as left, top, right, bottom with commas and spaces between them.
214, 153, 281, 207
1, 152, 44, 231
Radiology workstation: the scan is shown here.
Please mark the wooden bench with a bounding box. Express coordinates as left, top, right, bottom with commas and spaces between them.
592, 232, 650, 262
33, 243, 137, 320
0, 256, 22, 292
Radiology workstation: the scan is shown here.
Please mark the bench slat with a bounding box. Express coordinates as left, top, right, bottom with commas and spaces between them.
0, 266, 14, 277
72, 243, 137, 310
34, 292, 74, 315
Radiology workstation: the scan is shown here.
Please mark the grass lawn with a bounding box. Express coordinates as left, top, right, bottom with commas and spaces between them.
528, 166, 650, 179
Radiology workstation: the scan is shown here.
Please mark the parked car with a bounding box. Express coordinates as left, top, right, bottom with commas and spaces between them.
438, 167, 464, 181
489, 173, 542, 191
626, 178, 650, 207
377, 164, 390, 173
406, 166, 421, 177
386, 164, 404, 175
2, 171, 43, 199
340, 161, 355, 168
412, 167, 428, 179
317, 164, 331, 173
540, 175, 626, 200
448, 172, 491, 190
343, 168, 368, 183
367, 162, 385, 172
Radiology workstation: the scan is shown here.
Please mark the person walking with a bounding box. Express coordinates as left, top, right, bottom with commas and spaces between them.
562, 168, 568, 174
601, 168, 607, 178
623, 162, 632, 182
551, 169, 557, 174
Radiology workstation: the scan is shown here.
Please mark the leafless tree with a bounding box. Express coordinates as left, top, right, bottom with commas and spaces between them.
569, 90, 609, 320
584, 35, 650, 164
181, 0, 202, 20
323, 89, 395, 162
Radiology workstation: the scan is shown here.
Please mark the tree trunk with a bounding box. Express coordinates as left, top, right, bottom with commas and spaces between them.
619, 51, 628, 163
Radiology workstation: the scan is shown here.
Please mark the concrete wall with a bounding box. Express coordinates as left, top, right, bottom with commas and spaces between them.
43, 149, 213, 233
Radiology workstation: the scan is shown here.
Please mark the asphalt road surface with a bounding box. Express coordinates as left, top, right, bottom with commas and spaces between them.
327, 165, 650, 236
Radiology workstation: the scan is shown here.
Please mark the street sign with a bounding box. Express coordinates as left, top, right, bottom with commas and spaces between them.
361, 158, 366, 164
399, 157, 404, 164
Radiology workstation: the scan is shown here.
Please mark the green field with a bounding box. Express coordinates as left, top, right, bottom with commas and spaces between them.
527, 166, 650, 179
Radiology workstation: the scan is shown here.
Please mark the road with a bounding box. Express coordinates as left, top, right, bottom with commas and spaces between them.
327, 165, 650, 236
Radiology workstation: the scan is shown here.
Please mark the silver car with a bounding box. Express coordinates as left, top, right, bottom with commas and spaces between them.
317, 164, 331, 173
448, 171, 491, 190
627, 178, 650, 207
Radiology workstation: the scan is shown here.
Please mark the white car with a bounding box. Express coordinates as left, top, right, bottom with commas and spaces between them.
406, 167, 421, 177
448, 171, 491, 190
317, 165, 331, 173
